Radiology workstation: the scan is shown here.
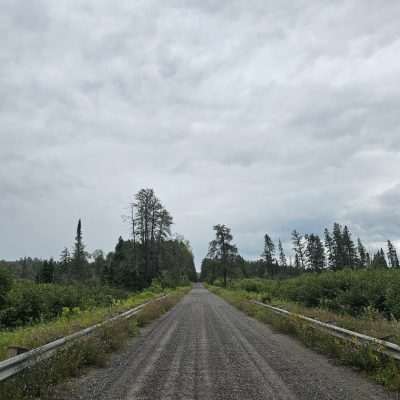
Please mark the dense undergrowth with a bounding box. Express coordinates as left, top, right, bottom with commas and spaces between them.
0, 283, 180, 361
209, 285, 400, 391
0, 280, 129, 328
0, 287, 189, 400
227, 269, 400, 319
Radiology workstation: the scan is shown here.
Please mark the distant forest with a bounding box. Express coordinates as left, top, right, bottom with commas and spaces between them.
201, 223, 399, 286
0, 188, 197, 290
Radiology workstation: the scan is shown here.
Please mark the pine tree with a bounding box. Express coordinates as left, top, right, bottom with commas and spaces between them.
207, 224, 238, 287
261, 234, 275, 265
372, 249, 388, 268
324, 228, 334, 270
342, 226, 357, 268
332, 223, 345, 270
72, 219, 87, 280
292, 230, 305, 269
357, 238, 367, 268
37, 259, 55, 283
387, 240, 400, 268
278, 239, 287, 267
305, 234, 325, 272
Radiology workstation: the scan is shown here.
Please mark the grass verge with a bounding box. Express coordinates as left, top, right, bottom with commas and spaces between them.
209, 285, 400, 392
0, 289, 171, 361
0, 287, 190, 400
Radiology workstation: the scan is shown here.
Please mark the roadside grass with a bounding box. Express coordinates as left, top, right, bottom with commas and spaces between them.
267, 298, 400, 346
209, 286, 400, 392
0, 289, 166, 361
0, 287, 189, 400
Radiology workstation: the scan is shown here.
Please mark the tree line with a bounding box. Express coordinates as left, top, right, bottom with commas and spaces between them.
1, 189, 196, 291
201, 223, 399, 285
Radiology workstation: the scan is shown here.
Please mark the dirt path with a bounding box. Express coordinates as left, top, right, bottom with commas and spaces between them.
57, 285, 396, 400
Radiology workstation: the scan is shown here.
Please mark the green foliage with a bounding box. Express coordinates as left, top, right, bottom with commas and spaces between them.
0, 268, 13, 307
0, 290, 188, 400
0, 281, 128, 328
228, 269, 400, 319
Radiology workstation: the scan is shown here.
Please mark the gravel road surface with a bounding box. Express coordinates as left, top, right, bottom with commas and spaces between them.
57, 284, 396, 400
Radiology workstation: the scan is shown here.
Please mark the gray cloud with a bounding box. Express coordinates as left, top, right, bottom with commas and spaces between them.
1, 0, 400, 267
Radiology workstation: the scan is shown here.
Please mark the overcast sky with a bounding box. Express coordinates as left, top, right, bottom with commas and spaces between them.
1, 1, 400, 268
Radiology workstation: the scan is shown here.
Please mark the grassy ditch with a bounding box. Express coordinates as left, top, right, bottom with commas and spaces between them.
209, 286, 400, 392
0, 287, 189, 400
0, 289, 169, 361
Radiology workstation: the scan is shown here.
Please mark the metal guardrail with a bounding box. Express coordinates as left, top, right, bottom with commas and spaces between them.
251, 300, 400, 361
0, 295, 168, 382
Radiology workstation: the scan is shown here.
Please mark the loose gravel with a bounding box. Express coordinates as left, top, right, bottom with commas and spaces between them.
54, 284, 397, 400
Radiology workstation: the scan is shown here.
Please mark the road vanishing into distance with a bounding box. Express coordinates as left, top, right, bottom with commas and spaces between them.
58, 284, 395, 400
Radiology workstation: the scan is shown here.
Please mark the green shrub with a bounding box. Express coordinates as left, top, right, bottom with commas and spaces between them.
0, 282, 129, 328
229, 269, 400, 319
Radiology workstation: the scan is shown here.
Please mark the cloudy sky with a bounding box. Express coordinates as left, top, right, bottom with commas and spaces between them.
1, 0, 400, 268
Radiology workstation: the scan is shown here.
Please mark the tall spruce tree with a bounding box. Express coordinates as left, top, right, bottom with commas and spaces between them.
261, 234, 275, 265
305, 234, 325, 272
342, 226, 357, 268
278, 239, 287, 267
372, 249, 387, 268
357, 238, 367, 268
332, 223, 345, 270
72, 219, 87, 280
292, 230, 305, 269
387, 240, 400, 268
324, 228, 334, 270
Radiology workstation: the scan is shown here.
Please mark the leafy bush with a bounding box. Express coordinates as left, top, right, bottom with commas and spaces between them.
230, 269, 400, 319
0, 282, 128, 328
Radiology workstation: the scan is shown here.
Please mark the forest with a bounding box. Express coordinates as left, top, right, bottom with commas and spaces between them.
200, 223, 399, 285
0, 188, 196, 329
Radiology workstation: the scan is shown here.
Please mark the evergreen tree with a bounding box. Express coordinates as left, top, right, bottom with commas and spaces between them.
60, 247, 71, 265
372, 249, 388, 268
292, 230, 305, 269
357, 238, 367, 268
324, 228, 334, 270
207, 224, 238, 287
278, 239, 287, 267
305, 234, 325, 272
332, 223, 345, 270
72, 219, 87, 280
261, 234, 275, 265
37, 259, 55, 283
21, 257, 28, 279
342, 225, 357, 268
387, 240, 400, 268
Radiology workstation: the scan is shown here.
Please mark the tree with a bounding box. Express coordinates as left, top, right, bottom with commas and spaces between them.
207, 224, 238, 287
305, 234, 325, 272
324, 228, 334, 270
332, 223, 345, 270
71, 219, 87, 280
261, 234, 275, 265
278, 239, 287, 267
37, 259, 55, 283
342, 225, 357, 268
131, 189, 173, 285
371, 249, 388, 268
357, 238, 367, 268
292, 230, 305, 269
60, 247, 71, 266
387, 240, 400, 268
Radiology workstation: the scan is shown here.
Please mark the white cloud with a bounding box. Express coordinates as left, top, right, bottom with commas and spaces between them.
1, 0, 400, 267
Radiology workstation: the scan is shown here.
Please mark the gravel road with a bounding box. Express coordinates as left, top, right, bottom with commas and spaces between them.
57, 284, 396, 400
